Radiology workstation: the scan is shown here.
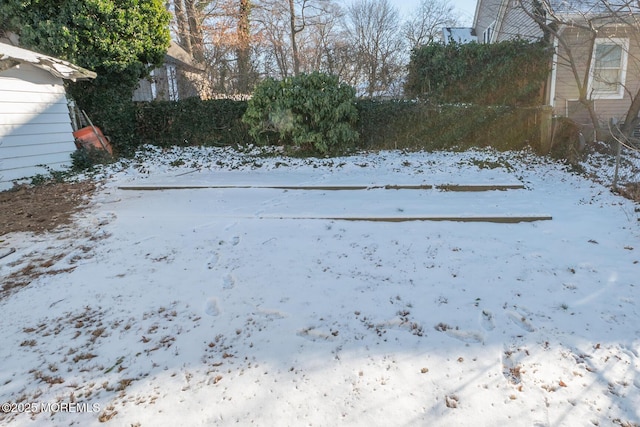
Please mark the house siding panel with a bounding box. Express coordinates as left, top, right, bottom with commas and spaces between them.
475, 2, 640, 129
0, 63, 76, 190
552, 26, 640, 125
497, 1, 543, 41
475, 0, 504, 42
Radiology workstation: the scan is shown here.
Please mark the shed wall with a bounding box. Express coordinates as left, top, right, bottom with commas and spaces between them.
0, 63, 75, 190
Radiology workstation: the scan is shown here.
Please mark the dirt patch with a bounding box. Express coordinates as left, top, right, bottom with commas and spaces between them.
0, 180, 96, 236
617, 182, 640, 203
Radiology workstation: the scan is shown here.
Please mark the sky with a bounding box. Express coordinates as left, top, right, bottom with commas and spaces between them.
390, 0, 478, 25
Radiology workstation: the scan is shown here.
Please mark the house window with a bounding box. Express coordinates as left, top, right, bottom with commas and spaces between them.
589, 38, 628, 99
167, 64, 179, 101
150, 69, 157, 100
483, 21, 496, 44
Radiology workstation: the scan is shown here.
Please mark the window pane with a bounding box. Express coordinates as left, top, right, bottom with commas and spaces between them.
593, 69, 620, 92
595, 44, 622, 68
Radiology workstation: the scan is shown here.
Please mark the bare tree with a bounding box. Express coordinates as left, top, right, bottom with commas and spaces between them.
171, 0, 207, 61
253, 0, 339, 78
305, 3, 356, 80
168, 0, 411, 98
236, 0, 252, 92
186, 0, 206, 62
168, 0, 262, 94
253, 1, 292, 77
344, 0, 405, 97
403, 0, 460, 50
174, 0, 193, 54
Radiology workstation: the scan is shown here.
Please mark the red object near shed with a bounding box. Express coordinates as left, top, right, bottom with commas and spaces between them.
73, 126, 113, 155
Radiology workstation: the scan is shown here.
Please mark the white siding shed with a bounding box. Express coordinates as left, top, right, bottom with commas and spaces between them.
0, 42, 96, 191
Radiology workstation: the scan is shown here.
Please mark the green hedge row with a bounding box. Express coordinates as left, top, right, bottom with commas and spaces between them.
134, 98, 250, 147
356, 100, 544, 152
132, 98, 544, 153
405, 40, 552, 106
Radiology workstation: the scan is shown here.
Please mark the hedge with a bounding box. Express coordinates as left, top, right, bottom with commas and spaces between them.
132, 98, 545, 153
356, 100, 545, 152
405, 40, 553, 106
134, 98, 251, 147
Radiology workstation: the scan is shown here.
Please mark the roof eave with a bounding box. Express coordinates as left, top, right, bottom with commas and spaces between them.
0, 43, 97, 81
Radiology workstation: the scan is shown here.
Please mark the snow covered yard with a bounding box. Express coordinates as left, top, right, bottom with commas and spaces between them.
1, 146, 639, 426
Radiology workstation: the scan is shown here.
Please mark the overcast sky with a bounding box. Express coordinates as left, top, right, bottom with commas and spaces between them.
388, 0, 477, 26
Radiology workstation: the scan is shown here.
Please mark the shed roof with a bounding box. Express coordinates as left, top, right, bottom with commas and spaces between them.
166, 41, 205, 72
0, 42, 96, 81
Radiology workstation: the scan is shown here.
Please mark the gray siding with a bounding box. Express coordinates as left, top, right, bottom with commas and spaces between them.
553, 26, 640, 124
474, 0, 640, 126
133, 63, 204, 101
0, 63, 75, 190
497, 1, 543, 41
475, 0, 503, 42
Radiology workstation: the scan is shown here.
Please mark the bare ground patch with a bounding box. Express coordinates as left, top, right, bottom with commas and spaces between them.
1, 180, 104, 299
0, 180, 96, 236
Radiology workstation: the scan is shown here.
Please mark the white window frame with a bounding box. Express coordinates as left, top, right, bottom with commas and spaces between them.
483, 20, 496, 44
588, 38, 629, 100
167, 64, 179, 101
150, 68, 158, 100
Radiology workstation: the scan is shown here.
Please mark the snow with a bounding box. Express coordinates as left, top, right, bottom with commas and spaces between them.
1, 146, 639, 426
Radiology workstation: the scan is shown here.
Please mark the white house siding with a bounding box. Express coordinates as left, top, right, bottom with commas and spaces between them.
0, 63, 76, 190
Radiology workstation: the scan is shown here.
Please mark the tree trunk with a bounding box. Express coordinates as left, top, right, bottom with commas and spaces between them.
186, 0, 204, 63
174, 0, 192, 55
621, 89, 640, 137
237, 0, 251, 92
288, 0, 300, 75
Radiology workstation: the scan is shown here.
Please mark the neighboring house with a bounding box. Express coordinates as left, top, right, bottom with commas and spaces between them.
473, 0, 640, 136
0, 42, 96, 191
133, 41, 208, 101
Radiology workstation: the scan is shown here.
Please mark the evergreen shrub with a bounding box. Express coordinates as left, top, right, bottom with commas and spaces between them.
242, 72, 359, 155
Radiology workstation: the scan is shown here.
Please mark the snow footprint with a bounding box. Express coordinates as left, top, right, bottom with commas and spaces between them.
501, 345, 528, 385
445, 329, 484, 343
207, 252, 219, 269
255, 308, 287, 320
501, 350, 521, 385
435, 323, 484, 343
506, 310, 535, 332
204, 298, 220, 316
297, 326, 337, 342
223, 274, 236, 290
480, 310, 495, 331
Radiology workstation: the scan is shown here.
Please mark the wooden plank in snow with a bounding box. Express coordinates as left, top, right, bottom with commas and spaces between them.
294, 216, 552, 223
437, 184, 525, 191
118, 184, 435, 191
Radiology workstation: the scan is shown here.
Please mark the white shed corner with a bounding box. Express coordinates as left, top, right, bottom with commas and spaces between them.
0, 42, 96, 191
